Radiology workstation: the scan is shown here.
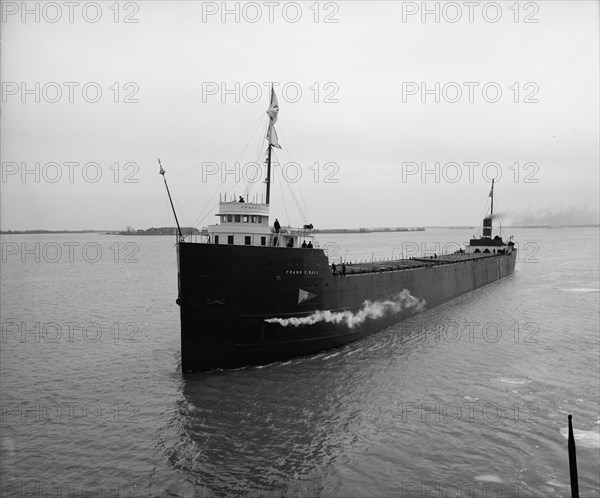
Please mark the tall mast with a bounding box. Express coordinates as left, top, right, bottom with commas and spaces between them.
265, 144, 272, 205
265, 85, 280, 206
490, 178, 494, 217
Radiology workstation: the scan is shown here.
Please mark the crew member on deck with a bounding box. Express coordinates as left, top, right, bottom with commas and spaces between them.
331, 263, 336, 274
274, 218, 280, 234
307, 241, 313, 248
239, 196, 245, 202
301, 240, 307, 248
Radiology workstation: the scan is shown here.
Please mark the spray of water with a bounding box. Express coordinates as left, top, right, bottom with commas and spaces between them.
265, 289, 426, 328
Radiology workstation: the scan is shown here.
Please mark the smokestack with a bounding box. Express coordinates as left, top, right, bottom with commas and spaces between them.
482, 216, 492, 238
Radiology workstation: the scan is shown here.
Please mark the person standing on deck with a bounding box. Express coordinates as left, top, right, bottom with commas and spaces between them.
274, 218, 280, 234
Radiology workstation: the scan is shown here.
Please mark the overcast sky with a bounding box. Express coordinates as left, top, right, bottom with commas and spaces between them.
1, 0, 598, 230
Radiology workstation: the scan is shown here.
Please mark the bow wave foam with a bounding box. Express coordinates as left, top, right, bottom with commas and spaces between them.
265, 290, 426, 328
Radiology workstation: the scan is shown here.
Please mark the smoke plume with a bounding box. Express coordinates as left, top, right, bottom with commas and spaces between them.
265, 289, 426, 328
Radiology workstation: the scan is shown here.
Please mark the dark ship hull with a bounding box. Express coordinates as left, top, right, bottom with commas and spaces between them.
177, 242, 516, 371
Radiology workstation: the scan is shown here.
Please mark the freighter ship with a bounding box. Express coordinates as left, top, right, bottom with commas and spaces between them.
167, 89, 516, 371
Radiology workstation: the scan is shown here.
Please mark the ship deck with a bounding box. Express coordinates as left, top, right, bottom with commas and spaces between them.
337, 252, 502, 275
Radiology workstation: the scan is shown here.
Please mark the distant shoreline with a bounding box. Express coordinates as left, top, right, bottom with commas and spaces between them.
1, 224, 598, 235
313, 228, 425, 234
0, 230, 108, 234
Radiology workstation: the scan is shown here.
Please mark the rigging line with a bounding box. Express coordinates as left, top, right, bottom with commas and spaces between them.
296, 183, 312, 223
286, 167, 311, 224
247, 147, 268, 202
284, 178, 308, 225
193, 178, 241, 228
272, 147, 306, 223
230, 118, 264, 198
177, 205, 193, 230
274, 155, 308, 226
218, 171, 250, 209
190, 119, 267, 228
192, 206, 217, 229
170, 114, 264, 180
277, 120, 293, 161
275, 154, 308, 224
274, 162, 291, 226
472, 186, 506, 238
274, 122, 312, 223
234, 116, 265, 165
253, 147, 269, 201
192, 176, 247, 228
246, 121, 270, 199
191, 194, 221, 228
472, 194, 490, 238
192, 175, 246, 229
190, 190, 219, 228
192, 169, 255, 228
494, 194, 504, 235
191, 182, 224, 228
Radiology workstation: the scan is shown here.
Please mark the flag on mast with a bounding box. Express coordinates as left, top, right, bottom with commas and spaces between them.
266, 87, 282, 149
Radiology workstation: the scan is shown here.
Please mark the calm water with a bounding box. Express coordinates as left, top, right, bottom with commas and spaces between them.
1, 228, 598, 497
